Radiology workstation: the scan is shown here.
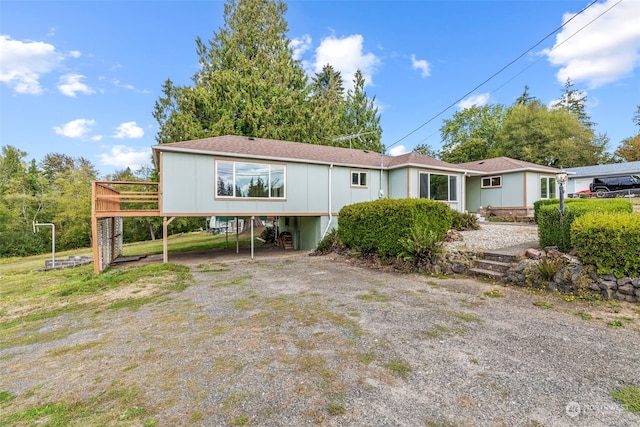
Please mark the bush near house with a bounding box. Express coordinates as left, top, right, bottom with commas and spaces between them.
338, 198, 452, 258
572, 212, 640, 278
537, 199, 632, 252
533, 198, 597, 224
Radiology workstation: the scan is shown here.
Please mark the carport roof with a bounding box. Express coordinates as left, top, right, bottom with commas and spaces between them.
564, 161, 640, 178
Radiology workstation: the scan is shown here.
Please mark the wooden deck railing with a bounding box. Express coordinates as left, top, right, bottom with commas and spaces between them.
92, 181, 160, 217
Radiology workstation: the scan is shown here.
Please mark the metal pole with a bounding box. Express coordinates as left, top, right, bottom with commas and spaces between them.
33, 222, 55, 268
559, 182, 565, 250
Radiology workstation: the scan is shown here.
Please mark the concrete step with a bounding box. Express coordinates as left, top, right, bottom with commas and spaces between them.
481, 252, 520, 264
468, 267, 504, 281
474, 258, 512, 274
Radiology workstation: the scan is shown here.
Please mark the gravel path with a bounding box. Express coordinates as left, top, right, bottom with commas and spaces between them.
2, 238, 639, 426
444, 221, 540, 252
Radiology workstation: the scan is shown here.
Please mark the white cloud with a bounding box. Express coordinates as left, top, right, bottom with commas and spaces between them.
457, 93, 490, 109
58, 74, 94, 97
290, 34, 312, 60
312, 34, 380, 90
388, 145, 409, 156
410, 54, 431, 77
68, 50, 81, 59
52, 118, 97, 139
113, 121, 144, 139
0, 34, 62, 94
544, 0, 640, 88
98, 145, 152, 170
112, 79, 135, 90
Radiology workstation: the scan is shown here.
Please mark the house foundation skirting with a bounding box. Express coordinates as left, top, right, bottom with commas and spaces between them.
478, 206, 534, 219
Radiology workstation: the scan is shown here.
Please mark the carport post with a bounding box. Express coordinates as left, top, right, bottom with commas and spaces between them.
251, 216, 254, 260
236, 218, 239, 254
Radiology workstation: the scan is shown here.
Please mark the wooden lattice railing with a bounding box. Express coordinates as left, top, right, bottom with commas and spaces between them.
92, 181, 160, 218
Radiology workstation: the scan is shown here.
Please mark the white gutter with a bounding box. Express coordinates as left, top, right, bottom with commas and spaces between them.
321, 164, 334, 239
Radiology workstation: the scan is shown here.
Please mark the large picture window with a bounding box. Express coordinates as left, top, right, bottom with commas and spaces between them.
540, 176, 557, 199
216, 161, 285, 199
419, 172, 457, 202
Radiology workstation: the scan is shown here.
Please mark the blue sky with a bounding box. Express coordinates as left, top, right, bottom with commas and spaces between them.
1, 0, 639, 178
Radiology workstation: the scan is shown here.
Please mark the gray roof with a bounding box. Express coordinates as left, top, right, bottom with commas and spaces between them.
455, 157, 560, 175
564, 161, 640, 178
152, 135, 466, 172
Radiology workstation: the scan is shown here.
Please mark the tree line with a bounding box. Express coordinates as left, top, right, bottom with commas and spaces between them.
414, 81, 640, 166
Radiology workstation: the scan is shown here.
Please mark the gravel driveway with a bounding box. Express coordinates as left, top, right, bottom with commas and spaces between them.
2, 242, 639, 426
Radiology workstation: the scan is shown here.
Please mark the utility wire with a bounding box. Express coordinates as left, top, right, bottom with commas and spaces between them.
414, 0, 624, 149
387, 0, 602, 150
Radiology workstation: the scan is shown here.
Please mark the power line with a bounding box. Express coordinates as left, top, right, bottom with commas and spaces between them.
387, 0, 602, 150
412, 0, 624, 150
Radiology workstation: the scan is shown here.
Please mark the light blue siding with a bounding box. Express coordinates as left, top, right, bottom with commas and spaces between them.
161, 152, 389, 216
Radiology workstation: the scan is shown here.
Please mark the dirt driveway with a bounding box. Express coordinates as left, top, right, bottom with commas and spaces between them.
2, 249, 639, 426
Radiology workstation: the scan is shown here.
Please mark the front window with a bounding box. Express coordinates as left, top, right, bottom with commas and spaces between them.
351, 171, 367, 187
541, 176, 557, 199
419, 172, 458, 201
216, 161, 286, 199
481, 176, 502, 188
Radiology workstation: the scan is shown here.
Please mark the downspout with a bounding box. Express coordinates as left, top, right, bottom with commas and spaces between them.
321, 164, 334, 239
379, 149, 385, 198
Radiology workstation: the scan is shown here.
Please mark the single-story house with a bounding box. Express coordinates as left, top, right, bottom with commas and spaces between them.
456, 157, 562, 218
90, 136, 562, 272
564, 161, 640, 196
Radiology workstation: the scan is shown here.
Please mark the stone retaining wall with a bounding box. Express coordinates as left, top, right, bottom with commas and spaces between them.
44, 255, 93, 270
436, 248, 640, 304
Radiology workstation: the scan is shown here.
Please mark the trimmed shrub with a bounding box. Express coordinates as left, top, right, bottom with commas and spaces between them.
338, 198, 452, 258
572, 212, 640, 278
451, 210, 480, 231
533, 197, 597, 224
537, 199, 632, 252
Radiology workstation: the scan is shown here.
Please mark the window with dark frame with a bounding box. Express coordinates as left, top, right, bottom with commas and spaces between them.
419, 172, 458, 202
351, 171, 367, 187
481, 176, 502, 188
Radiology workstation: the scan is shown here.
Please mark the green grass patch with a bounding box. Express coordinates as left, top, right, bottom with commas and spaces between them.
0, 385, 155, 426
383, 358, 413, 380
610, 385, 640, 414
0, 263, 192, 348
484, 289, 505, 298
0, 391, 16, 403
46, 340, 103, 357
355, 289, 389, 302
533, 300, 554, 309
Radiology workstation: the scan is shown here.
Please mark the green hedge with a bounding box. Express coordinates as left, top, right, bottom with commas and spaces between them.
533, 198, 594, 224
537, 199, 632, 252
572, 212, 640, 278
338, 198, 452, 258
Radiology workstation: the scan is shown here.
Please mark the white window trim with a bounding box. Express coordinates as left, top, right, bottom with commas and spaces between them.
418, 171, 458, 202
215, 160, 286, 200
481, 175, 502, 188
351, 170, 368, 188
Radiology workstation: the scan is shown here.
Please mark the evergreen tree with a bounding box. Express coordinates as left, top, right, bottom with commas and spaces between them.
309, 64, 346, 143
514, 85, 537, 106
340, 70, 383, 152
412, 143, 439, 158
153, 0, 311, 144
554, 78, 594, 129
